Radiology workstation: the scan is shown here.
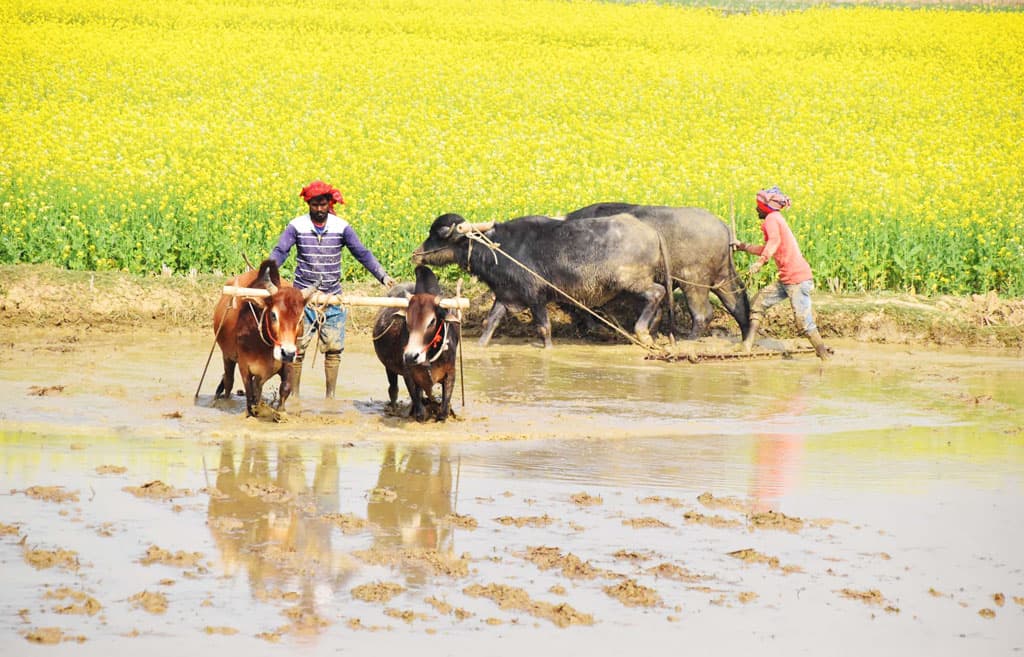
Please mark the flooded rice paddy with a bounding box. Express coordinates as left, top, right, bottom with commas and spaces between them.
0, 329, 1022, 655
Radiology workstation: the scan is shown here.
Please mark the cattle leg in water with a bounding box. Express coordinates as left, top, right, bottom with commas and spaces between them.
479, 300, 508, 347
632, 282, 667, 345
530, 304, 553, 349
215, 356, 236, 399
372, 282, 414, 408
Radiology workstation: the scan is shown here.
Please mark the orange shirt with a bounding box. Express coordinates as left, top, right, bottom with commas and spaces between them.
748, 212, 813, 284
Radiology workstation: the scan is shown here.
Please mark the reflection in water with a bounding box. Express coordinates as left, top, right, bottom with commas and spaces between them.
368, 444, 455, 585
749, 386, 808, 513
206, 440, 459, 614
207, 441, 350, 625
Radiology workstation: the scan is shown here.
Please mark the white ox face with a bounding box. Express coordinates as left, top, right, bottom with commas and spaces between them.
403, 293, 443, 367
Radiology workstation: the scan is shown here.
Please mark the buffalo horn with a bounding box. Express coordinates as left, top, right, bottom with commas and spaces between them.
455, 221, 494, 235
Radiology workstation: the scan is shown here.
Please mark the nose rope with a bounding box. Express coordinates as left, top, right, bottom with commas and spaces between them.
247, 301, 282, 348
427, 319, 445, 350
426, 319, 457, 364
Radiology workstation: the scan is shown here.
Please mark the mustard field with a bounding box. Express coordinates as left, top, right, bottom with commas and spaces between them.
1, 0, 1022, 295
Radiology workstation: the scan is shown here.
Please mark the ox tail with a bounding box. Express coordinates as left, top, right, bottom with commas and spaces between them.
657, 233, 675, 341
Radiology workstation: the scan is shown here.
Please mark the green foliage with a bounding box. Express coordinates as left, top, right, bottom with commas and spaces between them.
1, 0, 1022, 295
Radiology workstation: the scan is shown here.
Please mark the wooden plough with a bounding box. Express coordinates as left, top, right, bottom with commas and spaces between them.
646, 345, 817, 363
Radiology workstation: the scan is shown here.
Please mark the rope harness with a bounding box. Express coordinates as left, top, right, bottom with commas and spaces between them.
371, 313, 404, 342
422, 317, 452, 364
247, 301, 281, 348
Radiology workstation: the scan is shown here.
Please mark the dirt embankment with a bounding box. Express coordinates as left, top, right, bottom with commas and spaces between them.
1, 264, 1022, 349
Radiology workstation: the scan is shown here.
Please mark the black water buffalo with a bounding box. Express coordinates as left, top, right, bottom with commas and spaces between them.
565, 203, 750, 340
372, 266, 460, 422
411, 212, 672, 348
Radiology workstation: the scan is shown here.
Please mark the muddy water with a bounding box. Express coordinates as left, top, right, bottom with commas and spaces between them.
0, 330, 1022, 655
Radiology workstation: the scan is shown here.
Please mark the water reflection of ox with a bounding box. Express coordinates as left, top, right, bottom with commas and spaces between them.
207, 441, 351, 619
367, 444, 455, 585
207, 441, 457, 614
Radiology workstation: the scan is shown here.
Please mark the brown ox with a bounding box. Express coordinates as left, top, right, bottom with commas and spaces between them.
372, 266, 460, 422
213, 259, 311, 416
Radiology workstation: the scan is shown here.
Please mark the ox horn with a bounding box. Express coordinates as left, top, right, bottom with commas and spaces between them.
265, 281, 279, 296
301, 286, 315, 301
455, 221, 494, 235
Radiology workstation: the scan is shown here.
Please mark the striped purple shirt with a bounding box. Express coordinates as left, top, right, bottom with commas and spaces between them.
269, 214, 388, 295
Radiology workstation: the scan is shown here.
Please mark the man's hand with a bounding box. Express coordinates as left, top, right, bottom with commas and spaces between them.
730, 240, 745, 252
748, 261, 763, 275
382, 275, 397, 289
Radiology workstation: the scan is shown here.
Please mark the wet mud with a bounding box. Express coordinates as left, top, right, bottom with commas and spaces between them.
0, 329, 1022, 655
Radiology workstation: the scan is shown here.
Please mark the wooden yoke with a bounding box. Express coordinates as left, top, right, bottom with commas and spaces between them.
221, 286, 471, 310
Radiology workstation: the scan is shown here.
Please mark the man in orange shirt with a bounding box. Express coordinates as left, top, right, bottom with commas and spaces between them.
732, 186, 832, 359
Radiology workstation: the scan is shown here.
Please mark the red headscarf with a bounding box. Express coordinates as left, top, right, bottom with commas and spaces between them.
756, 186, 791, 216
300, 180, 345, 209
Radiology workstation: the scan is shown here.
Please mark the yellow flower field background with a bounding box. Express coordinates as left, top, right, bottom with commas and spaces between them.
1, 0, 1022, 295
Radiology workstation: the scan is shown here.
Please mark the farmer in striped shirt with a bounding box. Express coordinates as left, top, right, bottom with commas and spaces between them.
270, 180, 397, 399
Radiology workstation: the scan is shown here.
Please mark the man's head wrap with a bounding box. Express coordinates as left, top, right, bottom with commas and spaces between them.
756, 186, 791, 216
300, 180, 345, 209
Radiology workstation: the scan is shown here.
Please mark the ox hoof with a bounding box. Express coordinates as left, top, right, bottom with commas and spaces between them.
248, 402, 277, 420
734, 341, 754, 354
272, 410, 290, 423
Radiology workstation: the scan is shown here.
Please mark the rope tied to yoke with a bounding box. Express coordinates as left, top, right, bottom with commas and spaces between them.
461, 227, 670, 355
247, 300, 281, 348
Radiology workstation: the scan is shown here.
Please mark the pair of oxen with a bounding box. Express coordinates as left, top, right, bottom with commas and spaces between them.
212, 263, 456, 422
214, 203, 749, 422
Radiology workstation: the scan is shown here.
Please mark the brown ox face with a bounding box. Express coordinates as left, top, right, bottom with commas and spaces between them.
403, 292, 444, 367
264, 287, 310, 363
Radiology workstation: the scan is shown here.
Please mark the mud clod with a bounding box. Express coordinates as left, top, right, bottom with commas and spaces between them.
603, 579, 662, 608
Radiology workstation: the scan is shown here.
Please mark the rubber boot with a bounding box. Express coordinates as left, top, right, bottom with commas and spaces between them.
740, 314, 761, 353
285, 355, 303, 399
324, 350, 342, 399
806, 329, 833, 360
